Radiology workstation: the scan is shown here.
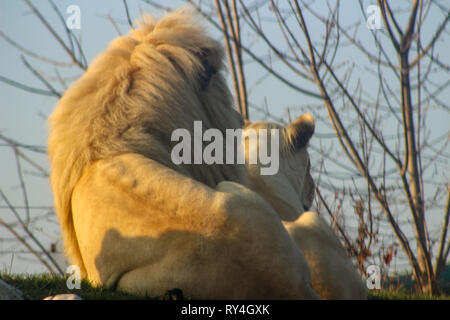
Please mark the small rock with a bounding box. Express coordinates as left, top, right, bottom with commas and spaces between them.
164, 288, 184, 300
43, 293, 83, 300
0, 279, 23, 300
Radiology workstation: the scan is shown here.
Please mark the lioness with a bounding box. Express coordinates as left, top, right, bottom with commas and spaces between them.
243, 117, 367, 299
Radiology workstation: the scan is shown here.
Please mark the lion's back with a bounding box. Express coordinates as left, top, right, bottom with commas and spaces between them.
48, 7, 246, 272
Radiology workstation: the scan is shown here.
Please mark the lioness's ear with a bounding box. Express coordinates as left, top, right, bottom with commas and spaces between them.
286, 113, 315, 150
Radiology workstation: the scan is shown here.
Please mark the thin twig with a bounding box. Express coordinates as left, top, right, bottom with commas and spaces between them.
20, 55, 62, 97
0, 74, 57, 97
0, 218, 57, 274
123, 0, 134, 29
0, 190, 64, 275
23, 0, 87, 70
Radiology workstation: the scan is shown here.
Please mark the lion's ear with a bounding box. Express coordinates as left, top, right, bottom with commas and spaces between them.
286, 113, 315, 150
197, 45, 222, 88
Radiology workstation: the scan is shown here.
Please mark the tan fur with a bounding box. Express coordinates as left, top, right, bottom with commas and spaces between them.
243, 117, 367, 299
48, 8, 318, 299
284, 212, 367, 299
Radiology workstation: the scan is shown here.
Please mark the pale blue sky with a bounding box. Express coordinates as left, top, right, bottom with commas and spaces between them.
0, 1, 448, 274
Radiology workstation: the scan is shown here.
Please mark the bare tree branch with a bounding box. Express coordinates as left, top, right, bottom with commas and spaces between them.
23, 0, 87, 70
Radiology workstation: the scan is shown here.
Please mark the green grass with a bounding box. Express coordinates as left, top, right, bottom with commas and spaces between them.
0, 273, 184, 300
372, 264, 450, 300
1, 272, 449, 300
367, 289, 449, 300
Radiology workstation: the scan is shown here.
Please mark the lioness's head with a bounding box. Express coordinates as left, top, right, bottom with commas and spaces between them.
242, 114, 315, 221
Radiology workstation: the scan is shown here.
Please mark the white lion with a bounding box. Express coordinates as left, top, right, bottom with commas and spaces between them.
243, 118, 367, 299
48, 8, 319, 299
